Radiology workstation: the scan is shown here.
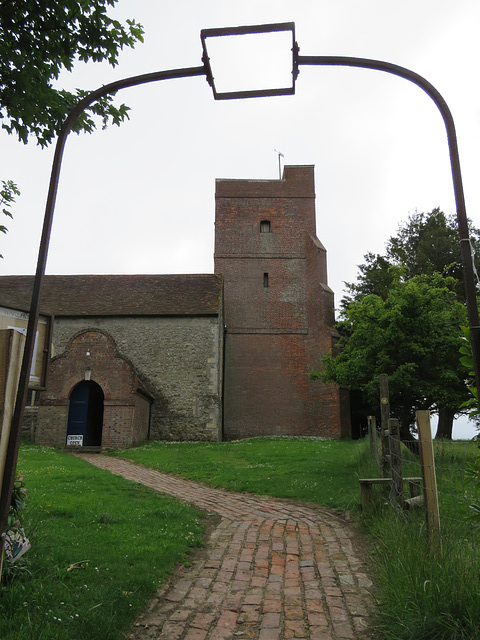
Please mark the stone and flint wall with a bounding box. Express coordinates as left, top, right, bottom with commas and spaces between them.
45, 315, 223, 445
215, 165, 349, 439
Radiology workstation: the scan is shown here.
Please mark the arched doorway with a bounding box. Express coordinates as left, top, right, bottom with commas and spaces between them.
66, 380, 104, 447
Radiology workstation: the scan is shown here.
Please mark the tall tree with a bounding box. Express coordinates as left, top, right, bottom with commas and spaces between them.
344, 209, 480, 307
340, 209, 480, 438
315, 271, 468, 442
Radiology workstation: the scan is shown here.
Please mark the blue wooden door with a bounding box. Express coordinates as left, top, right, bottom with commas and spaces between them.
66, 381, 89, 446
66, 381, 104, 447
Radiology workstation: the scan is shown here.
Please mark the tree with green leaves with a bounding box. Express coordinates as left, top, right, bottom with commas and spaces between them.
343, 208, 480, 309
338, 208, 480, 438
314, 270, 468, 442
0, 180, 20, 258
0, 1, 144, 254
0, 0, 144, 146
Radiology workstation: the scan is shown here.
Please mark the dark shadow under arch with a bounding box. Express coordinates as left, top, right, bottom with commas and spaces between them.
66, 380, 104, 447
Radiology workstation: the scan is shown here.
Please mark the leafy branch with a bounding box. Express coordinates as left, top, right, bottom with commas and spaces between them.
0, 179, 20, 257
0, 1, 144, 146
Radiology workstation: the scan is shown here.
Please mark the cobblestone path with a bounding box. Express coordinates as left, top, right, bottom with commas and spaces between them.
78, 454, 377, 640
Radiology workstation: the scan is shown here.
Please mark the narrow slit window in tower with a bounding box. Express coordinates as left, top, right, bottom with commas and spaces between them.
263, 273, 269, 288
260, 220, 271, 233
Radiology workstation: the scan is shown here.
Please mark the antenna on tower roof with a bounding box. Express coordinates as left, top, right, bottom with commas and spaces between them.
274, 149, 284, 179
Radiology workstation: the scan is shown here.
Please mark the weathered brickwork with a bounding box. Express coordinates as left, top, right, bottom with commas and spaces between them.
215, 165, 349, 439
38, 329, 147, 449
223, 333, 344, 439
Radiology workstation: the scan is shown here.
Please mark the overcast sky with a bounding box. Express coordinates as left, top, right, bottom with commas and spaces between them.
1, 1, 479, 435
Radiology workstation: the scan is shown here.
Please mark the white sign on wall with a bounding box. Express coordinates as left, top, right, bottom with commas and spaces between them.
66, 435, 83, 447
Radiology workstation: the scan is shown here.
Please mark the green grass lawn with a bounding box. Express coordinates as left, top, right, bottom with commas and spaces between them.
111, 436, 377, 511
112, 436, 480, 640
0, 444, 206, 640
367, 440, 480, 640
3, 437, 480, 640
2, 438, 376, 640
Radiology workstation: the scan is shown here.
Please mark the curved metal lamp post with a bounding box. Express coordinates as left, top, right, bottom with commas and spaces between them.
1, 22, 479, 548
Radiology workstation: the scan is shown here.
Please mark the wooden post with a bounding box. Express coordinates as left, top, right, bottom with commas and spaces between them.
0, 329, 26, 586
359, 481, 374, 513
389, 418, 403, 506
379, 374, 390, 477
416, 410, 441, 545
0, 330, 26, 495
367, 415, 379, 467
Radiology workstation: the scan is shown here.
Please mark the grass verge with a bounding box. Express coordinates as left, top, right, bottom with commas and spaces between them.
365, 441, 480, 640
111, 436, 378, 511
367, 507, 480, 640
113, 437, 480, 640
4, 437, 478, 640
0, 444, 205, 640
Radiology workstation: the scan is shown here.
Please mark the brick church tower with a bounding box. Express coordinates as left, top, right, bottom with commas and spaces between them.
215, 165, 350, 440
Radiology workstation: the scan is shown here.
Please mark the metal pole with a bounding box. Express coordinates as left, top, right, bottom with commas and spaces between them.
0, 65, 207, 546
298, 54, 480, 394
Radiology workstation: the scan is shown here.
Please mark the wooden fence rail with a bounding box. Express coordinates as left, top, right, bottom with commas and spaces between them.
359, 407, 441, 548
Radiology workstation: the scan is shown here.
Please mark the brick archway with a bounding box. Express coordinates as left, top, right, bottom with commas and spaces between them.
66, 380, 104, 447
37, 329, 151, 449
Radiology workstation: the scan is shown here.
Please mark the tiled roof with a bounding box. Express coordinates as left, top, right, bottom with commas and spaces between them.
0, 274, 222, 317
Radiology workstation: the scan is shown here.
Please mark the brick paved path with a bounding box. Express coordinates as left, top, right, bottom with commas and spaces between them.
78, 454, 377, 640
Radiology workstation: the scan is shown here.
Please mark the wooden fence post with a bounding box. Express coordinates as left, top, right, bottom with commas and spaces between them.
0, 330, 26, 495
379, 374, 390, 477
367, 415, 379, 467
389, 418, 403, 506
0, 329, 26, 585
416, 410, 441, 545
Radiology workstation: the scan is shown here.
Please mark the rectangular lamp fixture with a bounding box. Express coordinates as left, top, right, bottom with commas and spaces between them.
200, 22, 297, 100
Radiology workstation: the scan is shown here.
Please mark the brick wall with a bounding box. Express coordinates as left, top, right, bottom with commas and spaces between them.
215, 165, 349, 439
38, 329, 140, 449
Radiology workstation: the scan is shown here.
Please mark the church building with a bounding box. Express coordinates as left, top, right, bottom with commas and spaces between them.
0, 166, 350, 449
